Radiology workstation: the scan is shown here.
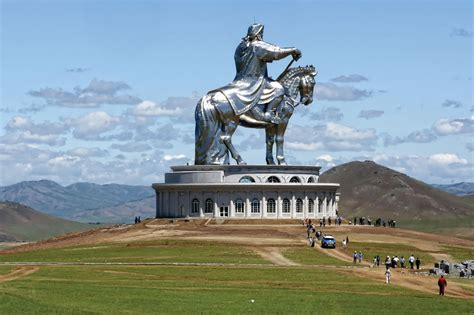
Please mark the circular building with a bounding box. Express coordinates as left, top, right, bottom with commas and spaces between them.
152, 165, 339, 219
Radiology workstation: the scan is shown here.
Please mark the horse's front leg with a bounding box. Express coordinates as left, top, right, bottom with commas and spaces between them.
221, 121, 246, 165
265, 125, 277, 165
276, 122, 289, 165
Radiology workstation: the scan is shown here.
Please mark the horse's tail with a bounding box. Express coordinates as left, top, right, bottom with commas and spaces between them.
194, 95, 227, 165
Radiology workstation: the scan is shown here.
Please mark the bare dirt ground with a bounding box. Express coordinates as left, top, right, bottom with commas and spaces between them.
1, 219, 473, 298
251, 247, 300, 266
0, 266, 40, 283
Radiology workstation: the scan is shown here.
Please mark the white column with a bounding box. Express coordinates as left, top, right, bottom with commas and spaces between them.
200, 192, 204, 218
277, 195, 281, 219
304, 193, 308, 218
291, 195, 296, 219
323, 193, 327, 218
246, 194, 250, 218
262, 195, 266, 218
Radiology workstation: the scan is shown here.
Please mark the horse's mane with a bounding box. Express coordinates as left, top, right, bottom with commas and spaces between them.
278, 65, 317, 87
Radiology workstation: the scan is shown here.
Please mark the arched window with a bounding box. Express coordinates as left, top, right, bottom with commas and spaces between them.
235, 199, 244, 214
318, 198, 323, 213
296, 198, 303, 213
308, 199, 314, 213
205, 198, 214, 213
239, 176, 255, 183
267, 198, 276, 213
289, 176, 300, 183
266, 176, 280, 183
191, 198, 199, 213
251, 199, 260, 213
282, 198, 291, 213
307, 177, 315, 183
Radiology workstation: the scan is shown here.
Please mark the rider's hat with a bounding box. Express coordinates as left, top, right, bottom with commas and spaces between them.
247, 23, 264, 39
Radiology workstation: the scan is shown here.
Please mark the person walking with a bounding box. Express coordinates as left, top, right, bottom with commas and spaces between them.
437, 275, 447, 296
409, 255, 415, 269
358, 251, 363, 263
385, 268, 391, 284
415, 257, 421, 270
400, 256, 405, 268
353, 251, 357, 264
385, 256, 391, 270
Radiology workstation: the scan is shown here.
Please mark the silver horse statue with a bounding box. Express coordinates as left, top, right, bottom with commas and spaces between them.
195, 65, 317, 165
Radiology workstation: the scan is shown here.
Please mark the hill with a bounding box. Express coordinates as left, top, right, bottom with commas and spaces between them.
72, 196, 155, 223
0, 201, 92, 241
319, 160, 473, 223
0, 180, 154, 221
432, 182, 474, 196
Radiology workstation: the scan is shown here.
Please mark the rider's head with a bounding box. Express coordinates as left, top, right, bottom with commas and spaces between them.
247, 23, 264, 41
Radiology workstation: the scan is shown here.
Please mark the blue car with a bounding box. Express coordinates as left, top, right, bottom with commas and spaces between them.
321, 235, 336, 248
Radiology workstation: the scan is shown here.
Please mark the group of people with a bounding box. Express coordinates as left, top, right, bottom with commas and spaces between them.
373, 218, 396, 228
302, 217, 343, 228
134, 216, 142, 224
379, 254, 421, 270
353, 251, 363, 263
348, 217, 397, 228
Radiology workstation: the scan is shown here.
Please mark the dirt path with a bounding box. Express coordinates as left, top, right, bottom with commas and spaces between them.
339, 267, 474, 300
251, 247, 300, 266
0, 266, 40, 283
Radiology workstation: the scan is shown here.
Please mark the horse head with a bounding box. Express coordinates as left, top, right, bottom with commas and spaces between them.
279, 65, 318, 106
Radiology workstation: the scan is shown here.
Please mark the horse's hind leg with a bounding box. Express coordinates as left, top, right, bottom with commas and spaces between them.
276, 122, 288, 165
221, 121, 246, 165
265, 125, 277, 165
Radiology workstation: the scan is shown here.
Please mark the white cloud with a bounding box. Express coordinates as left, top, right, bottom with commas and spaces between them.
316, 154, 334, 162
110, 142, 152, 152
72, 111, 120, 140
428, 153, 468, 165
163, 154, 187, 161
286, 123, 377, 152
432, 117, 474, 135
358, 110, 384, 120
311, 107, 343, 121
331, 74, 368, 83
133, 100, 183, 116
28, 79, 141, 108
67, 147, 109, 158
316, 82, 372, 101
325, 122, 376, 142
286, 142, 322, 151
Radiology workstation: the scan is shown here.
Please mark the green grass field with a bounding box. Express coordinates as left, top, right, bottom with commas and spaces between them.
442, 246, 474, 262
1, 238, 472, 314
1, 265, 473, 314
282, 247, 351, 266
0, 240, 265, 264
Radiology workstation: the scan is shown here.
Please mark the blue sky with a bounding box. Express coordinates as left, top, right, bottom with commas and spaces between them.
1, 0, 472, 186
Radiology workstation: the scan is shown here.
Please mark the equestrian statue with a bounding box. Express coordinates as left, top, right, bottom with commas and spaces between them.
195, 23, 317, 165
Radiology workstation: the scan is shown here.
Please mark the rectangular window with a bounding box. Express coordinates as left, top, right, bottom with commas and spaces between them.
235, 200, 244, 214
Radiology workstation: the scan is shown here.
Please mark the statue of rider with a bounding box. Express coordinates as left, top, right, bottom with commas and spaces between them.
214, 23, 302, 124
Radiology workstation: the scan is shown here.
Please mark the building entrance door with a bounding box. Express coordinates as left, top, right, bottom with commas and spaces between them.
219, 206, 229, 217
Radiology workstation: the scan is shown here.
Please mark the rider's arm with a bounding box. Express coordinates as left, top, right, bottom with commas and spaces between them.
248, 106, 280, 124
254, 41, 301, 62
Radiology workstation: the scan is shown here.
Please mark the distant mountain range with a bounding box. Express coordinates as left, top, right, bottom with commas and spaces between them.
319, 160, 473, 221
0, 201, 92, 242
0, 180, 154, 223
431, 182, 474, 196
1, 163, 472, 224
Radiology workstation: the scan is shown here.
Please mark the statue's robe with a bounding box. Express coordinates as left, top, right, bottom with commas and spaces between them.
212, 40, 293, 115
